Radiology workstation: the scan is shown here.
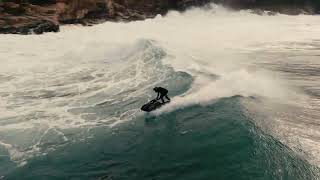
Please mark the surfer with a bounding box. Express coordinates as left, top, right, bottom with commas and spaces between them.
153, 87, 171, 103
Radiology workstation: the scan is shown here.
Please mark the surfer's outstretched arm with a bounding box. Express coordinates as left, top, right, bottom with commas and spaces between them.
156, 92, 160, 100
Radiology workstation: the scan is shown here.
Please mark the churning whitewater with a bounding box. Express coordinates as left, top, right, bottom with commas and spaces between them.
1, 4, 320, 180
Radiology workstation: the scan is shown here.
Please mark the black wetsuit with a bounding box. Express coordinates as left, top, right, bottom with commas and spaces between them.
154, 87, 171, 103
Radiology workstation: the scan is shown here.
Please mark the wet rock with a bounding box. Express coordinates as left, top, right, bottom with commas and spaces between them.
0, 2, 59, 35
2, 2, 25, 15
177, 0, 211, 10
0, 19, 59, 35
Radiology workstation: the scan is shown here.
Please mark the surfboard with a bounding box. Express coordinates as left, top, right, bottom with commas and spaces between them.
141, 99, 169, 112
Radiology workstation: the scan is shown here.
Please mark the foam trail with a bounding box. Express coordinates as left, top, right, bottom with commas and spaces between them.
153, 67, 305, 115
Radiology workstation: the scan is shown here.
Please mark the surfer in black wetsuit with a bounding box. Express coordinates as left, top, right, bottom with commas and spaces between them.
153, 87, 170, 103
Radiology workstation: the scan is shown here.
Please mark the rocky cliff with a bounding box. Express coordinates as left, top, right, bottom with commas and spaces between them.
0, 0, 210, 34
0, 2, 59, 34
0, 0, 319, 35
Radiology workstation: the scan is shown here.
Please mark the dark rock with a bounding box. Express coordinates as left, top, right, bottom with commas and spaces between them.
267, 11, 277, 16
0, 20, 59, 35
177, 0, 211, 10
2, 2, 25, 15
0, 2, 59, 35
56, 0, 212, 25
32, 21, 60, 34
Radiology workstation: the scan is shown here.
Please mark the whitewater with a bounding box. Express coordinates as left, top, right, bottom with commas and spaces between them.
1, 4, 320, 179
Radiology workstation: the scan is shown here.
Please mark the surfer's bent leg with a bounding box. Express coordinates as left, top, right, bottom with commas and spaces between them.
160, 95, 165, 103
165, 95, 170, 102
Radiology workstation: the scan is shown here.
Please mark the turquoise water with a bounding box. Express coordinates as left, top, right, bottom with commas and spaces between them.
4, 96, 319, 179
1, 39, 320, 180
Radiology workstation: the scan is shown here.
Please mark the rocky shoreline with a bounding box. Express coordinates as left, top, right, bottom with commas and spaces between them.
0, 0, 319, 35
0, 0, 211, 34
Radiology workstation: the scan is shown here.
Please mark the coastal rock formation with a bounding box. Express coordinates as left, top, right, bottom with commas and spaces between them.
0, 2, 59, 34
57, 0, 210, 23
0, 19, 59, 34
0, 0, 210, 34
0, 0, 319, 35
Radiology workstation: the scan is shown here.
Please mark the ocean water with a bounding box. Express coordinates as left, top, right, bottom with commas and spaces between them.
1, 4, 320, 180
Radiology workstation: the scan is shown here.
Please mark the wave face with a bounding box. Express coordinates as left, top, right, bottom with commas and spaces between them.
1, 4, 320, 179
4, 97, 320, 180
